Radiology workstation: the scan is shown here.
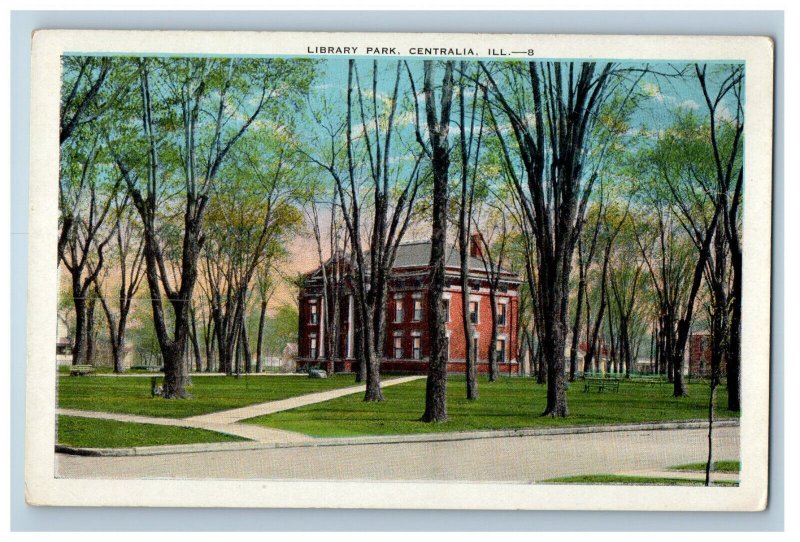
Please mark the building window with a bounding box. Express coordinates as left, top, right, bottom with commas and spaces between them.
499, 302, 507, 326
413, 299, 423, 321
395, 299, 404, 323
310, 303, 319, 325
394, 336, 403, 359
469, 301, 479, 324
310, 337, 318, 359
496, 339, 506, 363
413, 337, 422, 360
443, 299, 450, 322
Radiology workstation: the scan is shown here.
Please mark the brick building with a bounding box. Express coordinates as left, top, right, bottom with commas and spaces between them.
688, 331, 726, 377
296, 236, 521, 375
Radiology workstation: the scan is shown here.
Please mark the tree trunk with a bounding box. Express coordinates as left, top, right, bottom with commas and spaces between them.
256, 299, 267, 373
542, 312, 569, 417
726, 172, 743, 412
569, 274, 586, 381
487, 288, 499, 382
420, 61, 453, 423
456, 62, 480, 400
204, 314, 215, 372
85, 296, 96, 366
353, 294, 366, 383
461, 278, 478, 399
241, 318, 252, 373
365, 280, 386, 401
362, 305, 383, 402
190, 307, 203, 373
115, 314, 128, 374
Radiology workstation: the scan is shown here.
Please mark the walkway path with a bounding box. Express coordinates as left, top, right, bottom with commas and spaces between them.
58, 375, 424, 444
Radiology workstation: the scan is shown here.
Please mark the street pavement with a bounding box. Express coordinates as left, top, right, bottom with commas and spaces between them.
56, 424, 739, 483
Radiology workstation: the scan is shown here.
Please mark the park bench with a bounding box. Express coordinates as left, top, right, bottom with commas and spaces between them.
69, 364, 94, 376
582, 378, 620, 393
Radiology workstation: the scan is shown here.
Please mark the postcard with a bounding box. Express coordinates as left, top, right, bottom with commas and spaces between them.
25, 30, 773, 510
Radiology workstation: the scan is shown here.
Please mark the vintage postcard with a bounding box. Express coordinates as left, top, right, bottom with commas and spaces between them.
25, 30, 773, 510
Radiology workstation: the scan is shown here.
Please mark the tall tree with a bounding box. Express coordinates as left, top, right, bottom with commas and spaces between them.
455, 62, 485, 400
203, 137, 304, 375
695, 63, 744, 412
473, 200, 511, 382
569, 197, 604, 380
481, 61, 634, 416
307, 60, 424, 401
59, 137, 119, 366
94, 195, 146, 373
108, 56, 313, 397
408, 60, 455, 422
637, 83, 741, 396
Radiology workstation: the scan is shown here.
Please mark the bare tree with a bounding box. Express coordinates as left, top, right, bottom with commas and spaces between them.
473, 201, 511, 382
307, 60, 424, 401
455, 62, 485, 399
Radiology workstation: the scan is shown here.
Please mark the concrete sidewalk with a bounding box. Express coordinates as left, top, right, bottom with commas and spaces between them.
58, 375, 425, 444
183, 375, 423, 425
56, 419, 739, 457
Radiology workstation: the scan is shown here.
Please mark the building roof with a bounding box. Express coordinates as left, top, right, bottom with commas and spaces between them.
307, 240, 519, 281
390, 240, 484, 271
381, 240, 519, 279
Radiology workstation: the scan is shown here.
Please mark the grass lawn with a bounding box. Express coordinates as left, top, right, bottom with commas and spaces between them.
671, 460, 740, 473
540, 474, 739, 486
243, 375, 739, 437
58, 374, 364, 418
57, 415, 247, 448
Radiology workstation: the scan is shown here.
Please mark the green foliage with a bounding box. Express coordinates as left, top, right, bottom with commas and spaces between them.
249, 304, 298, 358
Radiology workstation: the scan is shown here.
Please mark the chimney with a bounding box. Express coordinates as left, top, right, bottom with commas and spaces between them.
470, 233, 484, 259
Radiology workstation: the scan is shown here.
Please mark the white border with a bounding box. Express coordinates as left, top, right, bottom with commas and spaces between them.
25, 30, 773, 511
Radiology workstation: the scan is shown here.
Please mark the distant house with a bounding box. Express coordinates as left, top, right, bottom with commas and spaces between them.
56, 338, 73, 366
688, 331, 726, 377
296, 237, 522, 375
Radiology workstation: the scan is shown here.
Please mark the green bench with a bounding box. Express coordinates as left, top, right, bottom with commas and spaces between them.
582, 378, 620, 393
69, 364, 94, 376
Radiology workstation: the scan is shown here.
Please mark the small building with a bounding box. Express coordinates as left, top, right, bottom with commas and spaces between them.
296, 237, 521, 375
688, 331, 726, 377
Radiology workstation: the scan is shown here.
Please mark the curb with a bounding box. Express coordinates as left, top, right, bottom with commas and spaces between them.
56, 418, 740, 457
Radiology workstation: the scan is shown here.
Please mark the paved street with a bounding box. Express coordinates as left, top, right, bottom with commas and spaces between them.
56, 424, 739, 483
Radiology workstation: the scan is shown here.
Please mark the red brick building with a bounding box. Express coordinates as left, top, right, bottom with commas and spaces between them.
296, 237, 521, 375
688, 331, 726, 377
